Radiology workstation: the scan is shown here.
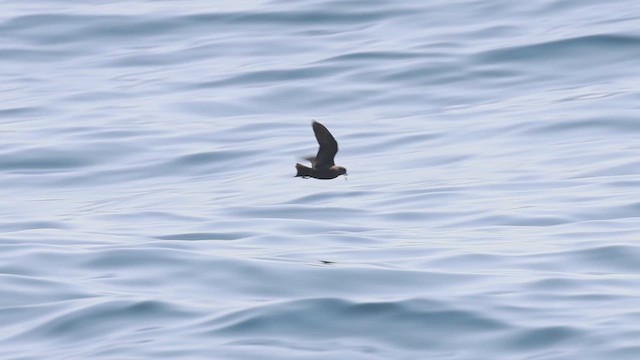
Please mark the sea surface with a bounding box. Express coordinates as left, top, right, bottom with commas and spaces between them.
1, 1, 640, 359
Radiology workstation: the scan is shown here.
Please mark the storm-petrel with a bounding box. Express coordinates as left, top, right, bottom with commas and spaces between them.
295, 121, 348, 180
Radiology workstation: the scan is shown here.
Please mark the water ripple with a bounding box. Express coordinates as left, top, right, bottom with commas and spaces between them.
2, 1, 640, 359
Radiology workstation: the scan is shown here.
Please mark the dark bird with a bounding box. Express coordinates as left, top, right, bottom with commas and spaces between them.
295, 121, 347, 180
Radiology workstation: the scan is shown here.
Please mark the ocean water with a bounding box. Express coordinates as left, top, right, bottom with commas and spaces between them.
1, 0, 640, 359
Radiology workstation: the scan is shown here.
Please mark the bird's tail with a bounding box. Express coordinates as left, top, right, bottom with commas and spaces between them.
295, 163, 312, 177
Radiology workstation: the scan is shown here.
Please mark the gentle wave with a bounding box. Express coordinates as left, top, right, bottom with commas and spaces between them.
2, 0, 640, 359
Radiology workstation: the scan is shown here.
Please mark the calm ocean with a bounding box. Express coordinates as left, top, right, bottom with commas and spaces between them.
1, 1, 640, 359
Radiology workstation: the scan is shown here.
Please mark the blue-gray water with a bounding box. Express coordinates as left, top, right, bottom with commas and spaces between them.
2, 1, 640, 359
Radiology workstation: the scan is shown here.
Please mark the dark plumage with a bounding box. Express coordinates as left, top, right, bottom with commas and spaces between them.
295, 121, 347, 180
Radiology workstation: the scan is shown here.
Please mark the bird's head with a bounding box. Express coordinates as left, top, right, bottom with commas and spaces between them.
334, 166, 347, 176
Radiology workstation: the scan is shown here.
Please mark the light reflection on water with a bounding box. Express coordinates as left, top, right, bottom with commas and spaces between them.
1, 1, 640, 359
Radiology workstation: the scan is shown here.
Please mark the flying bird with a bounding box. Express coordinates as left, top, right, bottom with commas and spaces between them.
295, 121, 348, 180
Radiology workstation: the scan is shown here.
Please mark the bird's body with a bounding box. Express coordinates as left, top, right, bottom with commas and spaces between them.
295, 121, 347, 180
295, 163, 346, 179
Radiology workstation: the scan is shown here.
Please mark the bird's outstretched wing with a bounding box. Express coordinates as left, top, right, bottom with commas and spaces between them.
312, 121, 338, 168
304, 156, 316, 165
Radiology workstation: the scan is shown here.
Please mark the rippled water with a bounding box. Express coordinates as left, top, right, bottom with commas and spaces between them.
2, 1, 640, 359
